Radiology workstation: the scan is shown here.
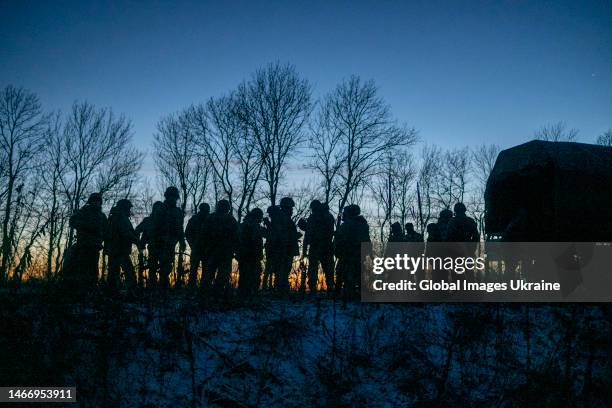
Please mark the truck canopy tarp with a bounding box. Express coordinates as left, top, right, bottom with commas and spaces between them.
485, 140, 612, 240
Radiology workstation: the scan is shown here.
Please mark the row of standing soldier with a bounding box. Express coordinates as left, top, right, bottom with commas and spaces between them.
64, 187, 373, 299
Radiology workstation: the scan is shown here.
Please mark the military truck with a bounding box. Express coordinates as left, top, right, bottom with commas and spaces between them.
485, 140, 612, 241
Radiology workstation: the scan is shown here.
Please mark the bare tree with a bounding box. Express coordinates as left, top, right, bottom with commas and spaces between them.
307, 103, 343, 205
315, 76, 418, 216
596, 129, 612, 146
61, 101, 142, 246
181, 96, 263, 221
0, 85, 47, 283
228, 116, 265, 220
372, 153, 396, 246
472, 144, 500, 188
411, 145, 441, 234
534, 121, 578, 142
434, 147, 471, 209
40, 112, 69, 277
154, 109, 213, 282
185, 102, 232, 205
235, 62, 312, 205
470, 144, 501, 236
154, 112, 207, 215
393, 151, 417, 228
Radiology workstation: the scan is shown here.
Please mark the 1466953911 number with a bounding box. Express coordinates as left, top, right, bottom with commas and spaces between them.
1, 387, 76, 402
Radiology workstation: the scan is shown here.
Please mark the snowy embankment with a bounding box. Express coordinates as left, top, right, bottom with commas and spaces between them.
2, 290, 611, 407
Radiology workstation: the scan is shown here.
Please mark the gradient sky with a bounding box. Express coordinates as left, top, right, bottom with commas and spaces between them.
2, 0, 611, 174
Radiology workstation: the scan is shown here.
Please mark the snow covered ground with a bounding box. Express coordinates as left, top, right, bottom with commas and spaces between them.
2, 291, 611, 407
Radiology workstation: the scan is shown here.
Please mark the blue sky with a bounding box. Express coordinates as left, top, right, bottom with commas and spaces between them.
2, 0, 611, 174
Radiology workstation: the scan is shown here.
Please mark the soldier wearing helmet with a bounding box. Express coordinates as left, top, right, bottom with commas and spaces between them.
388, 222, 407, 243
334, 204, 371, 300
135, 201, 163, 287
446, 203, 479, 243
426, 208, 456, 282
185, 203, 210, 287
202, 199, 239, 296
446, 202, 480, 280
267, 197, 300, 294
106, 199, 138, 290
302, 199, 335, 293
66, 192, 108, 289
237, 208, 265, 297
404, 222, 424, 243
151, 186, 185, 288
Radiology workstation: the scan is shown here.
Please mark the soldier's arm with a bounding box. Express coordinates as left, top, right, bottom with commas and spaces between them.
127, 220, 138, 244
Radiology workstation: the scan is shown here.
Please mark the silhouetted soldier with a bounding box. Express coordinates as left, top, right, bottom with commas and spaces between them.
151, 187, 185, 289
302, 200, 335, 293
384, 222, 406, 270
203, 199, 239, 296
268, 197, 300, 294
404, 223, 424, 243
135, 201, 163, 287
446, 202, 480, 245
262, 205, 280, 290
427, 209, 453, 242
446, 202, 480, 280
388, 222, 406, 243
106, 199, 138, 290
238, 208, 264, 297
427, 209, 453, 282
186, 203, 210, 287
67, 192, 107, 289
404, 222, 425, 282
335, 204, 371, 300
426, 223, 440, 243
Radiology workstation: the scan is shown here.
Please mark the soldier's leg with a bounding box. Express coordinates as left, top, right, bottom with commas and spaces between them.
89, 249, 101, 287
123, 254, 136, 289
253, 261, 262, 294
213, 256, 231, 296
321, 252, 335, 292
262, 250, 273, 290
238, 259, 254, 296
343, 260, 357, 300
307, 252, 320, 293
264, 252, 276, 290
335, 260, 345, 297
350, 258, 362, 299
189, 251, 201, 287
158, 250, 173, 289
148, 251, 159, 288
107, 256, 120, 290
202, 256, 218, 292
276, 254, 292, 294
225, 257, 235, 294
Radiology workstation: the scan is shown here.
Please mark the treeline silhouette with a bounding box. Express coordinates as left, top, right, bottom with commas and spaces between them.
1, 63, 611, 287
